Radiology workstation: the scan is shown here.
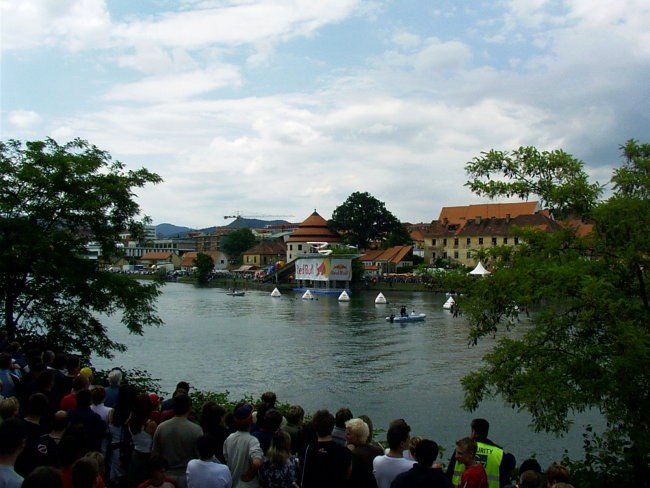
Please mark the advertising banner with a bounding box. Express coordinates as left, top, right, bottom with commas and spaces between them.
295, 257, 351, 281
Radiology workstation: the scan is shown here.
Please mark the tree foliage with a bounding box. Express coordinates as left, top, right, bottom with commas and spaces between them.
221, 228, 256, 264
458, 140, 649, 485
330, 192, 402, 249
193, 252, 214, 285
0, 138, 163, 358
465, 146, 603, 219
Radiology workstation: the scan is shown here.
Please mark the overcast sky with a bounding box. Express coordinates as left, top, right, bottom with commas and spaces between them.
2, 0, 648, 228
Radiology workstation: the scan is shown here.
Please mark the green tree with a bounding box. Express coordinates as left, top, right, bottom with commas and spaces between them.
193, 252, 214, 285
459, 141, 649, 486
383, 223, 413, 248
0, 138, 163, 358
221, 228, 256, 264
330, 191, 402, 249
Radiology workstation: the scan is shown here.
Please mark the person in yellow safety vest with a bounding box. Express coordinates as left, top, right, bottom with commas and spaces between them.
447, 418, 516, 488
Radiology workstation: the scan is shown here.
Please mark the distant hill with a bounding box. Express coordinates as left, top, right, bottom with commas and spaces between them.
156, 219, 293, 238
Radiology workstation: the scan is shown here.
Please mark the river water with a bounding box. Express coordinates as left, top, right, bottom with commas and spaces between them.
93, 282, 598, 467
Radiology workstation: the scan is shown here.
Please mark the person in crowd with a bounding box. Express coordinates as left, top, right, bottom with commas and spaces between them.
252, 409, 283, 455
91, 386, 112, 425
186, 434, 232, 488
128, 393, 159, 487
332, 407, 353, 446
359, 414, 384, 451
22, 465, 64, 488
390, 438, 452, 488
137, 455, 178, 488
258, 430, 299, 488
280, 405, 304, 456
15, 391, 50, 476
345, 417, 383, 488
454, 437, 487, 488
85, 451, 107, 488
161, 381, 191, 412
152, 393, 203, 488
448, 418, 515, 488
372, 419, 414, 488
504, 459, 542, 488
103, 369, 122, 408
223, 403, 264, 488
60, 375, 90, 411
252, 392, 282, 429
300, 409, 351, 488
107, 384, 137, 487
0, 417, 27, 488
404, 436, 422, 462
0, 396, 19, 420
34, 409, 70, 467
516, 470, 544, 488
68, 390, 108, 454
71, 456, 100, 488
200, 401, 230, 463
59, 434, 87, 488
544, 463, 571, 486
0, 353, 18, 399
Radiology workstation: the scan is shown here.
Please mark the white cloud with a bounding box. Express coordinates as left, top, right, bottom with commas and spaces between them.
7, 110, 41, 128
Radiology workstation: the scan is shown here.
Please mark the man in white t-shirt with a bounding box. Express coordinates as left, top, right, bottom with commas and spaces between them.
372, 419, 415, 488
187, 434, 232, 488
223, 403, 263, 488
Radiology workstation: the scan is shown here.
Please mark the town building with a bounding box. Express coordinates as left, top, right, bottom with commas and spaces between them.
286, 211, 341, 262
359, 246, 414, 277
243, 239, 287, 267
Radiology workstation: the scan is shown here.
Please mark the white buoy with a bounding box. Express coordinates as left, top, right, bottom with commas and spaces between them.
338, 290, 350, 302
375, 292, 387, 304
302, 290, 313, 300
443, 296, 455, 309
271, 288, 281, 297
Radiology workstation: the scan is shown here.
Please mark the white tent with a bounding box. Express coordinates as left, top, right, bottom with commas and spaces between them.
469, 261, 490, 276
338, 290, 350, 302
374, 292, 387, 304
302, 290, 314, 300
270, 288, 281, 297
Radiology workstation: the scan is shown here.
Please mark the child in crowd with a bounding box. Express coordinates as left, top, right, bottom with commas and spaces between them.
136, 456, 177, 488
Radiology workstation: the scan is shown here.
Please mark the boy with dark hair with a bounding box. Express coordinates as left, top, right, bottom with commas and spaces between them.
372, 420, 414, 488
390, 439, 452, 488
186, 434, 232, 488
0, 418, 27, 488
137, 455, 177, 488
301, 409, 351, 488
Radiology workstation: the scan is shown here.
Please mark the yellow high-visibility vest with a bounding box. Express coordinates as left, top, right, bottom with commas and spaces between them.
451, 441, 504, 488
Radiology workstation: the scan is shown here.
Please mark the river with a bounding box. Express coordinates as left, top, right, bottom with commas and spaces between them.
92, 282, 599, 467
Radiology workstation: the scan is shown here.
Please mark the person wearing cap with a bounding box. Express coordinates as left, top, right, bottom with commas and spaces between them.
223, 403, 264, 488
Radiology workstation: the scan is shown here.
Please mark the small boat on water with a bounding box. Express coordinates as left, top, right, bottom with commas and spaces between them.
386, 313, 426, 323
227, 290, 245, 296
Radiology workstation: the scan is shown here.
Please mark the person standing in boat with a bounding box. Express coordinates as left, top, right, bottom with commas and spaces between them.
400, 306, 407, 317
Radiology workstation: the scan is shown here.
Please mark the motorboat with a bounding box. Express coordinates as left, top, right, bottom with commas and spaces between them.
227, 290, 245, 296
386, 313, 426, 323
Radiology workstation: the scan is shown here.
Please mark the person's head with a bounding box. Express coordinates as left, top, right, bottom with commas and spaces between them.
22, 466, 63, 488
335, 407, 353, 428
172, 393, 192, 416
545, 463, 571, 485
260, 391, 277, 405
196, 434, 218, 460
79, 367, 93, 383
409, 436, 423, 456
53, 353, 68, 371
413, 439, 439, 467
66, 355, 81, 376
71, 457, 98, 488
470, 418, 490, 439
146, 455, 169, 485
200, 401, 226, 431
35, 369, 54, 390
0, 353, 11, 369
42, 350, 56, 367
26, 392, 49, 417
285, 405, 304, 425
311, 409, 335, 438
386, 419, 411, 451
233, 402, 254, 431
455, 437, 477, 466
345, 418, 369, 446
0, 396, 20, 420
268, 429, 292, 467
518, 458, 542, 476
107, 369, 122, 387
71, 374, 89, 393
263, 409, 284, 432
76, 390, 92, 409
59, 435, 83, 468
52, 410, 70, 432
0, 417, 27, 457
84, 451, 105, 479
517, 470, 544, 488
91, 386, 106, 406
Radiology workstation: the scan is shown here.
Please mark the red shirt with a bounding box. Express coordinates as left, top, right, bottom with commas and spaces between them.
459, 463, 488, 488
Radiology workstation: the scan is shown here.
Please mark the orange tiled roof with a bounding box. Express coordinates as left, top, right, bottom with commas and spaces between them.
439, 202, 540, 224
140, 252, 173, 260
180, 251, 224, 267
243, 240, 287, 255
360, 246, 413, 265
458, 214, 560, 236
286, 211, 341, 243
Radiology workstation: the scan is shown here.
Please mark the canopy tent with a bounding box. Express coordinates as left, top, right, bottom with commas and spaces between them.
469, 261, 490, 276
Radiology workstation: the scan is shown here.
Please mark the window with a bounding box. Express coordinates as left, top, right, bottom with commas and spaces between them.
454, 251, 459, 259
466, 251, 472, 258
514, 237, 519, 245
454, 238, 459, 248
443, 252, 448, 259
298, 244, 303, 250
466, 237, 471, 245
503, 237, 508, 244
491, 237, 497, 246
443, 238, 447, 246
478, 237, 483, 245
432, 239, 436, 246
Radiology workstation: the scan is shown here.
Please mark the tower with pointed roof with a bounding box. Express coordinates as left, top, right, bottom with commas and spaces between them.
286, 210, 341, 262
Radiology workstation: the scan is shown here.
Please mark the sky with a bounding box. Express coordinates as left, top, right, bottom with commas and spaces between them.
1, 0, 649, 229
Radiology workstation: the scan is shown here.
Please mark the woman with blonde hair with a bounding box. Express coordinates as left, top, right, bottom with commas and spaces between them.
258, 430, 300, 488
